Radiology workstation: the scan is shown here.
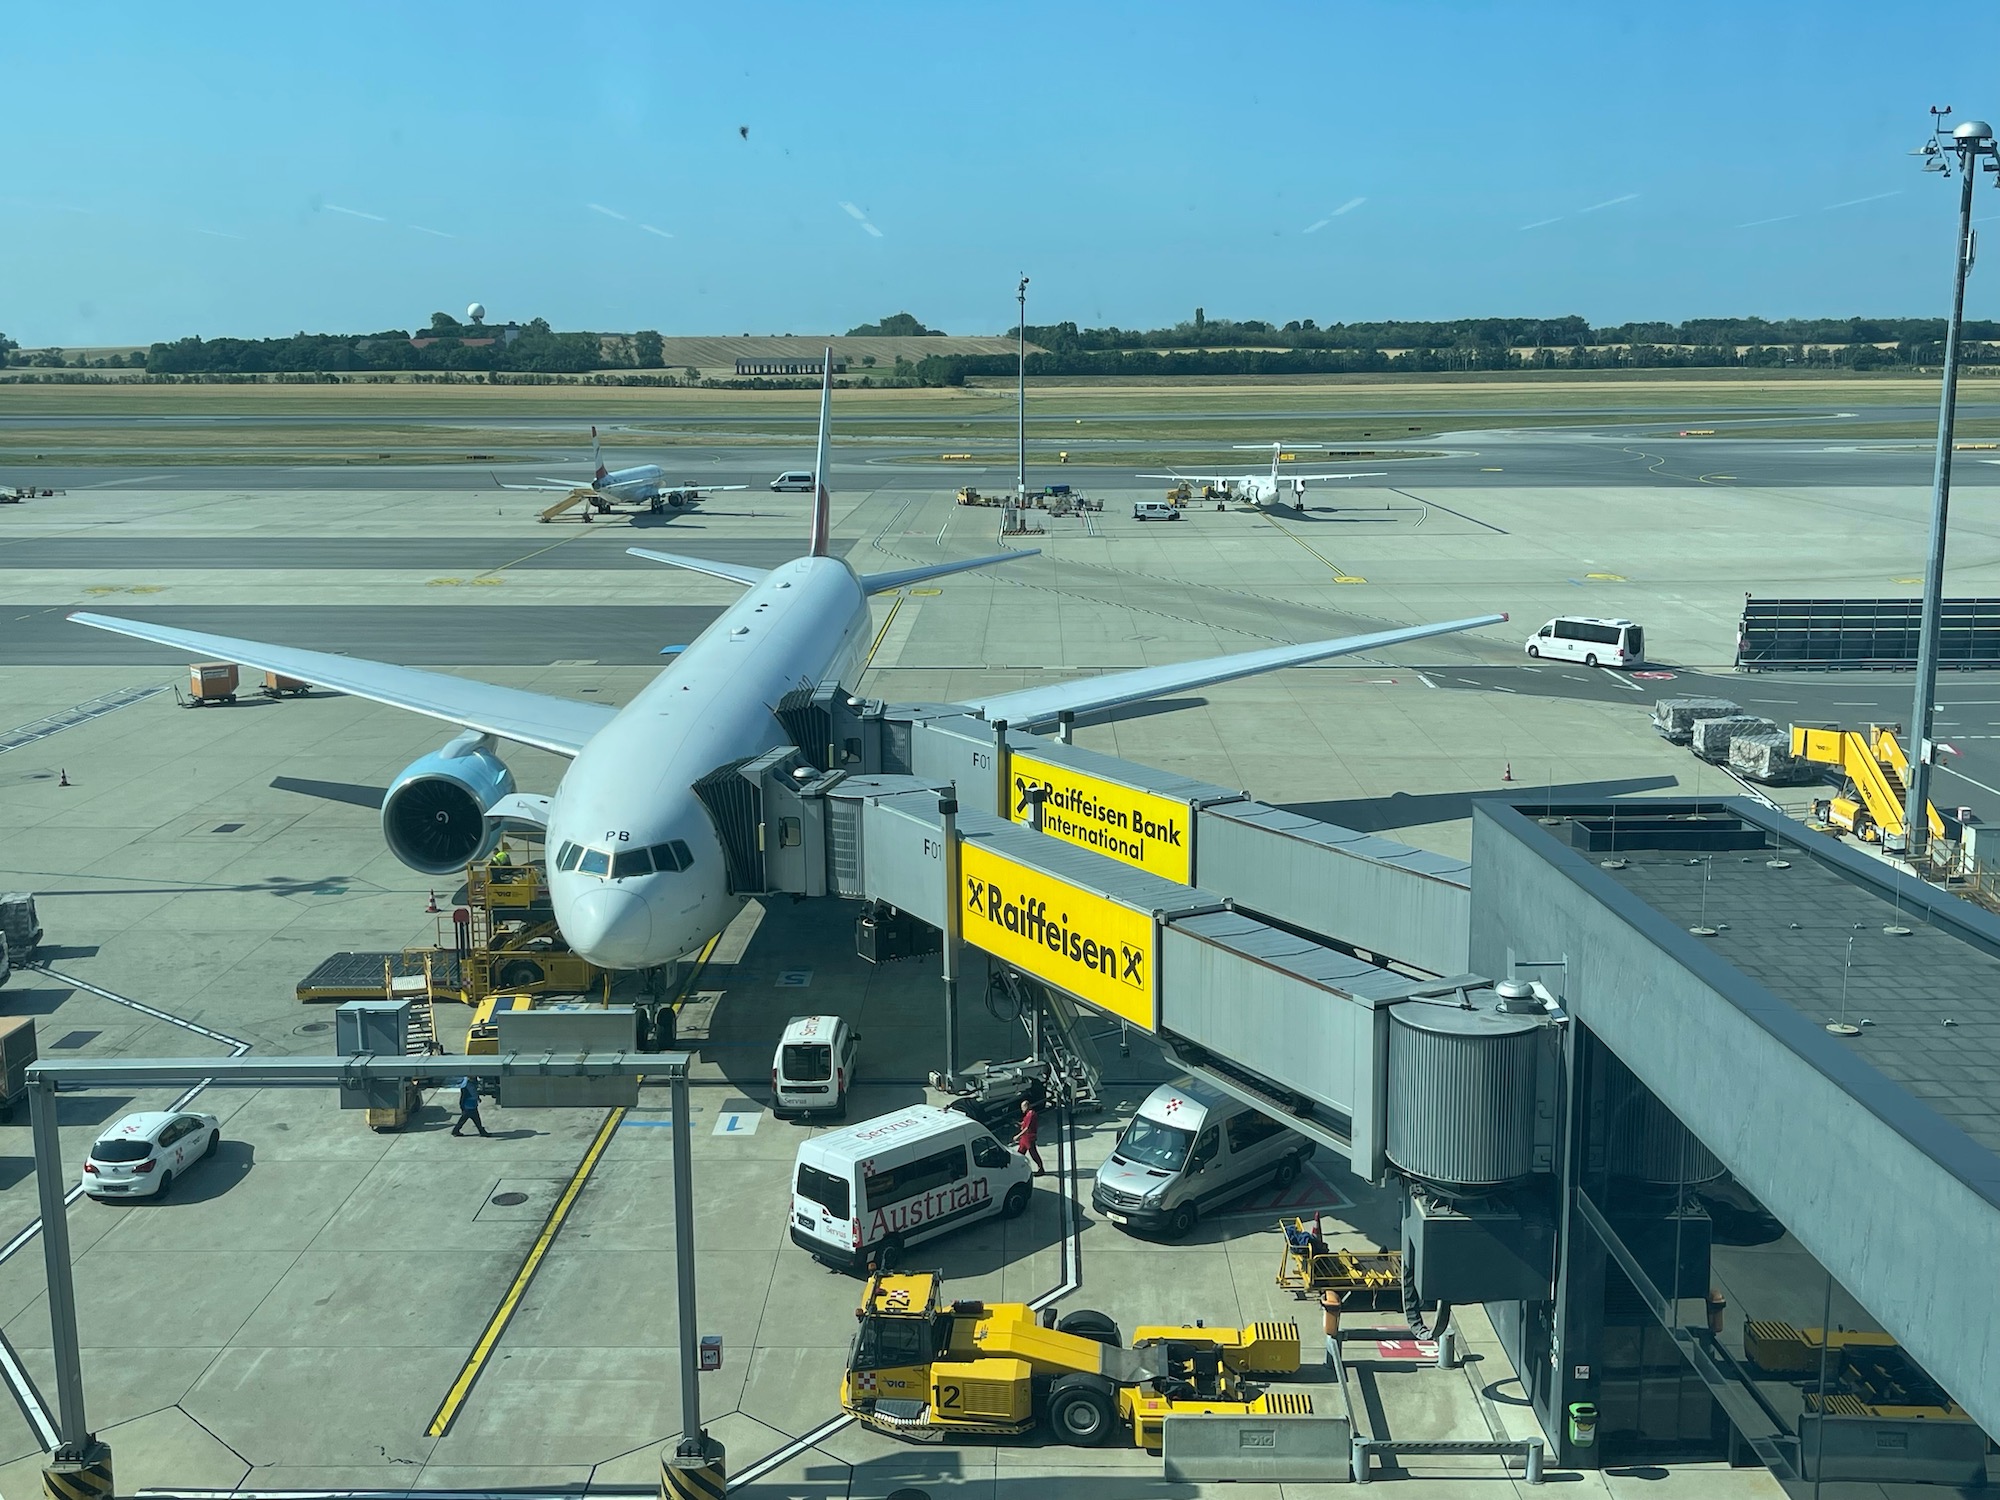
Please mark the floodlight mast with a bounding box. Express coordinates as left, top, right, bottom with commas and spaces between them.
1017, 275, 1030, 498
1906, 107, 1999, 862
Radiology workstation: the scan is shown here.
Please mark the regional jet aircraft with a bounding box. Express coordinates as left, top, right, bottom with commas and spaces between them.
1141, 442, 1386, 508
495, 426, 748, 514
73, 358, 1502, 971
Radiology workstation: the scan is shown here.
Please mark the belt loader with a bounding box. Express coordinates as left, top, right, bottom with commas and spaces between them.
840, 1271, 1309, 1448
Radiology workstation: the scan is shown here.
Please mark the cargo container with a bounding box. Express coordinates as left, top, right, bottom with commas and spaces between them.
0, 1017, 37, 1122
260, 671, 309, 698
188, 662, 239, 705
1692, 715, 1776, 762
1650, 696, 1742, 744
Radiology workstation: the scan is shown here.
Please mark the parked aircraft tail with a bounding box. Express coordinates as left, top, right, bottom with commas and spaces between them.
591, 425, 608, 483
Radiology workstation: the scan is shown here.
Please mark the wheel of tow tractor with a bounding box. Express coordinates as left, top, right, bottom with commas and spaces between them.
1274, 1152, 1300, 1189
1002, 1182, 1031, 1219
1585, 653, 1599, 668
1047, 1374, 1117, 1446
496, 959, 544, 989
1055, 1309, 1122, 1346
1527, 644, 1540, 658
1167, 1200, 1198, 1239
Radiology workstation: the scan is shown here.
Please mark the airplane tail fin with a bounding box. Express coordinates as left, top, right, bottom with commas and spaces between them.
591, 425, 608, 483
1233, 441, 1286, 483
809, 351, 833, 556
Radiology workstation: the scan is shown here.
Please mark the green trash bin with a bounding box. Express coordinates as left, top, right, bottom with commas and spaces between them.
1568, 1401, 1599, 1449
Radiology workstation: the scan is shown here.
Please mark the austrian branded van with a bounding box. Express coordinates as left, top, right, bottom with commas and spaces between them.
790, 1105, 1033, 1273
771, 1014, 858, 1119
1091, 1077, 1314, 1239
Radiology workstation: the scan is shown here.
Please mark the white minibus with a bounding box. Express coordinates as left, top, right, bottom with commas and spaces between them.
1525, 617, 1644, 669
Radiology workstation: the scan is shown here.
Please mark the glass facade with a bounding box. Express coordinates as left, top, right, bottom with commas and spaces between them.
1500, 1024, 1994, 1493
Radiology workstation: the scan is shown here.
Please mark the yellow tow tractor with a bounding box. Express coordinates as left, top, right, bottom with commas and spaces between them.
840, 1271, 1307, 1448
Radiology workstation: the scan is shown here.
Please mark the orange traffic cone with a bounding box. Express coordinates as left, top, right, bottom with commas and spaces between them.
1502, 762, 1514, 783
426, 890, 440, 913
58, 768, 69, 787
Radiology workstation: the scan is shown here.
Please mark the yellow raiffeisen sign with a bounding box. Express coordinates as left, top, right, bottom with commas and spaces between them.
959, 841, 1157, 1032
1010, 751, 1193, 883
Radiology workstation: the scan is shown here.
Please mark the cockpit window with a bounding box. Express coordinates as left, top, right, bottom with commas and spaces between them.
579, 847, 609, 876
649, 841, 688, 873
611, 848, 652, 879
670, 838, 693, 869
556, 842, 583, 872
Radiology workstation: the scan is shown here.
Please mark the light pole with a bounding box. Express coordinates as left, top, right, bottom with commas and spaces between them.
1906, 109, 2000, 861
1017, 275, 1030, 498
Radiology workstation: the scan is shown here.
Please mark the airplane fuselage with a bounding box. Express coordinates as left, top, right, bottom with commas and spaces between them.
597, 463, 669, 502
545, 556, 872, 968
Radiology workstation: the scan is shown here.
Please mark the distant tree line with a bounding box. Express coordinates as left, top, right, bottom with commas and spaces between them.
8, 309, 2000, 380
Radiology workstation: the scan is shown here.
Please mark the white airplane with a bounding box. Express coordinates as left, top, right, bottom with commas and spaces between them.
72, 358, 1503, 971
495, 426, 748, 514
1141, 443, 1387, 508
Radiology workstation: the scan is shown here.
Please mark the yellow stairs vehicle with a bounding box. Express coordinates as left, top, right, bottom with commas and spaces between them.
1791, 724, 1945, 846
840, 1272, 1308, 1448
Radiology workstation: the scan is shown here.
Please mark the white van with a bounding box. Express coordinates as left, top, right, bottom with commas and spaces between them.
1133, 501, 1182, 522
770, 470, 816, 492
771, 1014, 859, 1119
791, 1105, 1033, 1273
1091, 1077, 1313, 1239
1526, 616, 1644, 669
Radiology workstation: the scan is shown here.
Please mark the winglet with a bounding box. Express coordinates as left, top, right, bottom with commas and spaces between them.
810, 350, 833, 557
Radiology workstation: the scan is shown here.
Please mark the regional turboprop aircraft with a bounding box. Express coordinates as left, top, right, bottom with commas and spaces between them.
1141, 442, 1386, 508
495, 425, 748, 514
73, 356, 1503, 971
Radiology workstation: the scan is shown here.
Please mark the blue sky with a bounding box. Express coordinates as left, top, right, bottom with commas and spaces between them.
4, 2, 1996, 345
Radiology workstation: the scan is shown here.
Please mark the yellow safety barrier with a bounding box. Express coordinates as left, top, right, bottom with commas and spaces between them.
661, 1440, 727, 1500
43, 1444, 113, 1500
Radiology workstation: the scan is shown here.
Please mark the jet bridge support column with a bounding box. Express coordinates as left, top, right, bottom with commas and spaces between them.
938, 790, 963, 1087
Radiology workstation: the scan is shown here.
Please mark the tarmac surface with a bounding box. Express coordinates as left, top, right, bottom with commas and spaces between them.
0, 398, 1971, 1497
17, 401, 2000, 493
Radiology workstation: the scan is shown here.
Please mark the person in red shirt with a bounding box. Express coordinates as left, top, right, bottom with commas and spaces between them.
1016, 1098, 1045, 1176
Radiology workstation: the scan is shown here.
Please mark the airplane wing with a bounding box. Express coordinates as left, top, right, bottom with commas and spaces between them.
677, 483, 749, 493
1136, 472, 1232, 484
1292, 471, 1388, 483
490, 472, 588, 493
67, 613, 616, 757
958, 613, 1506, 728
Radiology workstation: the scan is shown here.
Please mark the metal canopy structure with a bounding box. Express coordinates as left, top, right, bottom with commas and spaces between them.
24, 1052, 705, 1477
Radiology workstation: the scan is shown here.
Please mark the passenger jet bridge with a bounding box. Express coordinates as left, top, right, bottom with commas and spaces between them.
694, 689, 1519, 1178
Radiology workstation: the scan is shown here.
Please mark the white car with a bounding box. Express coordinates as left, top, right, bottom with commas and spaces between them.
81, 1110, 220, 1200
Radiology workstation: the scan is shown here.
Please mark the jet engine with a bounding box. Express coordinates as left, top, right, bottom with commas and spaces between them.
381, 731, 514, 875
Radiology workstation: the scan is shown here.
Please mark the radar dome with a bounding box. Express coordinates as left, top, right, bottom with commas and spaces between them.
467, 302, 487, 325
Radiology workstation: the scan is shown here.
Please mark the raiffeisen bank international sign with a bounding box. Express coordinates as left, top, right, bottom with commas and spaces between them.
959, 841, 1157, 1030
1010, 751, 1193, 883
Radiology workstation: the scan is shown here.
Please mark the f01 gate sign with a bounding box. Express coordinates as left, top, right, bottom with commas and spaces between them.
959, 841, 1157, 1031
1010, 751, 1193, 883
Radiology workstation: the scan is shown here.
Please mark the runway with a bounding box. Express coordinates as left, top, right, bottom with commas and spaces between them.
11, 429, 2000, 493
0, 535, 849, 572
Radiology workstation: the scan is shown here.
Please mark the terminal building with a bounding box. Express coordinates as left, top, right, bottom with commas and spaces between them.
708, 694, 1997, 1486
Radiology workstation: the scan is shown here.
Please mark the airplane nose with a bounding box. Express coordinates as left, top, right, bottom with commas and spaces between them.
563, 885, 655, 968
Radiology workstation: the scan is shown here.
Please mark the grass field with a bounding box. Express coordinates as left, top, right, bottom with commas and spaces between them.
0, 369, 1993, 463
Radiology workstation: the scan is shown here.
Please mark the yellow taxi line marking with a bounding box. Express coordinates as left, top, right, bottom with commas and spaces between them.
479, 525, 618, 577
424, 934, 720, 1437
1264, 517, 1366, 583
864, 592, 905, 669
425, 1107, 622, 1436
